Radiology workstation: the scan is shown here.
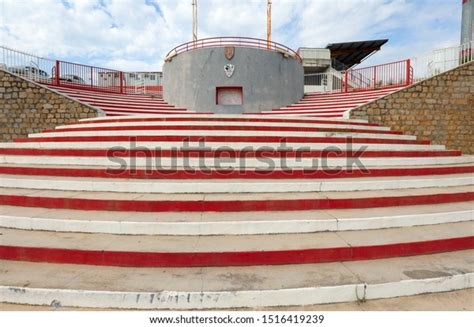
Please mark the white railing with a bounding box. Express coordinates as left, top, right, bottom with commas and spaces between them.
1, 45, 55, 84
411, 41, 473, 82
132, 75, 146, 94
1, 45, 164, 95
304, 68, 343, 93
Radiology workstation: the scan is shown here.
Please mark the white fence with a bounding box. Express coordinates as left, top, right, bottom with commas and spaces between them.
1, 45, 55, 84
411, 41, 473, 82
304, 41, 474, 93
1, 45, 163, 95
304, 69, 343, 93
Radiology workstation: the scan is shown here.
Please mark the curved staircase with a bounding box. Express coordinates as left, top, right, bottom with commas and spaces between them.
259, 88, 403, 118
0, 112, 473, 309
46, 85, 204, 116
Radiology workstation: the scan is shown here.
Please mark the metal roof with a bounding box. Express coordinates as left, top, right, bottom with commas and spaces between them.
326, 39, 388, 69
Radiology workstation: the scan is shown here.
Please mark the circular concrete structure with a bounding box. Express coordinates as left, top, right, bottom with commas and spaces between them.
163, 37, 304, 114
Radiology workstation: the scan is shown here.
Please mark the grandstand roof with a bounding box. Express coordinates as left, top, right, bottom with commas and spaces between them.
326, 39, 388, 69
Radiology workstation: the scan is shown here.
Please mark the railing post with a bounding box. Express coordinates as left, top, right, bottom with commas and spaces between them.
373, 66, 377, 89
344, 70, 348, 93
55, 60, 60, 86
405, 59, 411, 86
120, 71, 124, 94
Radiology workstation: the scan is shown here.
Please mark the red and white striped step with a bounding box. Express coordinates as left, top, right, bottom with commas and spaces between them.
0, 113, 472, 309
45, 85, 199, 116
260, 87, 402, 118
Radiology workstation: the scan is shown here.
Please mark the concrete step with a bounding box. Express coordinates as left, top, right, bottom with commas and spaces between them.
84, 103, 187, 111
69, 115, 376, 127
303, 88, 401, 99
267, 108, 352, 114
0, 173, 471, 194
76, 113, 372, 124
296, 99, 374, 105
15, 134, 428, 145
89, 107, 192, 115
0, 185, 472, 212
102, 109, 200, 116
26, 130, 418, 140
41, 124, 399, 135
75, 98, 171, 107
259, 111, 347, 117
0, 250, 471, 308
0, 163, 471, 180
2, 288, 471, 311
0, 140, 444, 151
70, 96, 172, 105
1, 153, 471, 168
0, 202, 471, 235
47, 86, 165, 101
0, 148, 461, 159
56, 120, 391, 132
285, 104, 367, 111
0, 222, 472, 267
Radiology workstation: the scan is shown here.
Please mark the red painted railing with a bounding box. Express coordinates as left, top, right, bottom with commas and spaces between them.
343, 59, 412, 92
52, 60, 126, 93
0, 45, 164, 95
166, 37, 302, 63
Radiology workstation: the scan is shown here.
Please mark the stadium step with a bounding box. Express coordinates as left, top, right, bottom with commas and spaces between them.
0, 250, 471, 309
0, 221, 472, 267
0, 201, 471, 236
260, 88, 402, 118
0, 163, 472, 179
0, 185, 472, 212
0, 174, 471, 194
45, 85, 193, 116
0, 110, 472, 309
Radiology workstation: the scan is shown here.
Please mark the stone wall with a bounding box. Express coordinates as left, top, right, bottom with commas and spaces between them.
350, 61, 474, 154
0, 69, 102, 142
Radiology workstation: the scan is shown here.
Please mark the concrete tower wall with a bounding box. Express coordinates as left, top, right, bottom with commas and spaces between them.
163, 47, 304, 114
462, 0, 473, 44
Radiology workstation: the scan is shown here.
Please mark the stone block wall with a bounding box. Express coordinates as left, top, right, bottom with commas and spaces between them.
350, 61, 474, 154
0, 69, 102, 142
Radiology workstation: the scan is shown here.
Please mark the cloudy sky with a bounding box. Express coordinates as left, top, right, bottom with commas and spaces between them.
0, 0, 463, 71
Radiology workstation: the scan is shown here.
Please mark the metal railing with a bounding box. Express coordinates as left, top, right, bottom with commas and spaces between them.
305, 41, 474, 94
304, 68, 344, 93
411, 41, 473, 82
1, 46, 55, 84
343, 59, 412, 92
1, 45, 166, 94
304, 59, 412, 93
52, 59, 125, 93
165, 36, 302, 63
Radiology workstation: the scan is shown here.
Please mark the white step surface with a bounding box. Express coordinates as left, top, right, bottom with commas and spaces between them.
1, 155, 472, 168
0, 251, 472, 309
0, 202, 471, 235
0, 174, 471, 194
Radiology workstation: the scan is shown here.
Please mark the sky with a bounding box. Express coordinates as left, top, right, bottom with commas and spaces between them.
0, 0, 463, 71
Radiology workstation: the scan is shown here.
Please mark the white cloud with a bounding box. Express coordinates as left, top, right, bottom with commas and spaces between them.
0, 0, 462, 70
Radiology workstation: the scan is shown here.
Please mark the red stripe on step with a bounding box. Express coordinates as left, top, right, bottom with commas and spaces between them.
0, 148, 461, 157
268, 110, 350, 114
0, 237, 471, 267
65, 117, 381, 127
0, 165, 472, 179
41, 125, 402, 134
14, 136, 430, 145
279, 104, 358, 110
0, 192, 472, 212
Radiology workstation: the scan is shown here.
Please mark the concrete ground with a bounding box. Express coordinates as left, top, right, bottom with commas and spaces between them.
0, 289, 472, 311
